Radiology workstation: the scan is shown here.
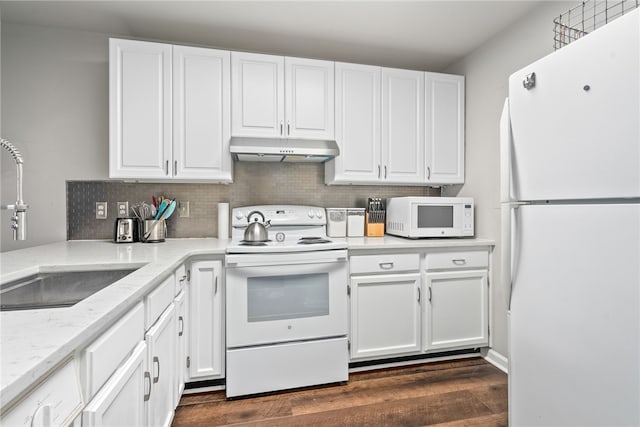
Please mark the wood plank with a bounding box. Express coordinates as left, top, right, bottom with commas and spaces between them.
429, 412, 508, 427
349, 357, 488, 382
469, 383, 508, 414
173, 393, 293, 427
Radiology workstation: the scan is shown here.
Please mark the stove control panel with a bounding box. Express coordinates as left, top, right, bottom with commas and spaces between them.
232, 205, 327, 227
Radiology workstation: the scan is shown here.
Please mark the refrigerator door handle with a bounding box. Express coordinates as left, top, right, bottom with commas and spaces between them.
500, 98, 512, 203
502, 203, 525, 310
501, 204, 513, 309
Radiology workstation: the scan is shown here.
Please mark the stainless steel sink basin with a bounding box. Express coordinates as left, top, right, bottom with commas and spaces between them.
0, 269, 138, 311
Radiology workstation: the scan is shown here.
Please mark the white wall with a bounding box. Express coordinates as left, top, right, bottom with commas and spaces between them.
1, 23, 114, 251
443, 1, 572, 358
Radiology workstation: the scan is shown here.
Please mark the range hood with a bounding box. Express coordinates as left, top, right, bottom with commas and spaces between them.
229, 137, 339, 163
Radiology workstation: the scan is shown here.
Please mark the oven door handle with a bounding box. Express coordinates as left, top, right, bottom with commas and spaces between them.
226, 251, 348, 267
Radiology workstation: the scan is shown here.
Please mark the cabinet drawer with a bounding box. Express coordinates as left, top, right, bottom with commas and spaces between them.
2, 358, 84, 427
425, 250, 488, 271
175, 264, 187, 294
350, 253, 420, 274
83, 302, 144, 399
146, 275, 174, 329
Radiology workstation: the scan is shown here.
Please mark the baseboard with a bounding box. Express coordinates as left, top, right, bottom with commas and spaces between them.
483, 348, 508, 373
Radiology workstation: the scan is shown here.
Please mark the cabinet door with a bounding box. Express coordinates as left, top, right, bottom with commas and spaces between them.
425, 73, 465, 184
350, 273, 421, 359
231, 52, 284, 137
146, 304, 176, 427
188, 260, 224, 380
173, 46, 232, 181
285, 57, 335, 139
382, 68, 424, 184
423, 270, 488, 351
82, 341, 147, 427
326, 62, 381, 184
174, 290, 187, 407
109, 38, 172, 179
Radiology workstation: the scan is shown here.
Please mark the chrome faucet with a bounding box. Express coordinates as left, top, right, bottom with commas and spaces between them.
1, 138, 28, 240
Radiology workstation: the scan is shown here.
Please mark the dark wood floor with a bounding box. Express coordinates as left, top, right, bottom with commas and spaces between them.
173, 357, 507, 426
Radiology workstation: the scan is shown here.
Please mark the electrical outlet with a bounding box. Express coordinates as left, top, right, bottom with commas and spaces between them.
117, 201, 129, 218
178, 201, 190, 218
96, 202, 108, 219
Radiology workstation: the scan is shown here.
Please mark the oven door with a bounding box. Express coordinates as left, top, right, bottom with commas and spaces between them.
225, 250, 348, 348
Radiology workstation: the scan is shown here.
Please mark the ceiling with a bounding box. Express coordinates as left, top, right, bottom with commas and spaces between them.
0, 1, 543, 71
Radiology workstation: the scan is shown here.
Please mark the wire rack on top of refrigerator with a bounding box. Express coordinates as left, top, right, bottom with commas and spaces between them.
554, 0, 639, 49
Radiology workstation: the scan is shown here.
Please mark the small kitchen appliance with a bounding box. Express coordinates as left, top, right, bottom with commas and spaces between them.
385, 196, 474, 238
114, 218, 136, 243
225, 205, 348, 397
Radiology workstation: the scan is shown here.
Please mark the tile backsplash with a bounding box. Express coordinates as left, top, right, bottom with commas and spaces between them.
67, 162, 439, 240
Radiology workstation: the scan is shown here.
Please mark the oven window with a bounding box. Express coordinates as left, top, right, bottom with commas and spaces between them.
417, 205, 453, 228
247, 273, 330, 322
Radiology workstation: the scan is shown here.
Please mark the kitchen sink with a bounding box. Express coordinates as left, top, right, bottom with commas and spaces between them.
0, 268, 138, 311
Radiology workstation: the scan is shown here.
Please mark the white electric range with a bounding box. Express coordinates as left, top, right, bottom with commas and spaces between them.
226, 205, 347, 253
225, 205, 349, 398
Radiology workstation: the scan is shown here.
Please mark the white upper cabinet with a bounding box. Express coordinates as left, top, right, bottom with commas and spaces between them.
285, 57, 335, 139
109, 38, 232, 182
382, 68, 425, 184
110, 39, 172, 179
425, 72, 465, 185
232, 52, 334, 139
326, 62, 381, 183
173, 46, 232, 181
231, 52, 284, 138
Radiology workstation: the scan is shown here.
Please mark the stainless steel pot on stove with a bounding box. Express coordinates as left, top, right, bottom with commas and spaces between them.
243, 211, 271, 242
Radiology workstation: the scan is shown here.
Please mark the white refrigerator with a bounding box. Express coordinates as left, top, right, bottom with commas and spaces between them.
501, 9, 640, 426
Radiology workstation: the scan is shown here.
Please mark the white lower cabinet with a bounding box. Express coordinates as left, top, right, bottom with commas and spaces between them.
188, 260, 224, 381
174, 289, 187, 405
423, 269, 489, 351
146, 303, 176, 427
349, 249, 491, 362
2, 359, 84, 427
82, 342, 147, 427
349, 253, 421, 360
350, 273, 421, 359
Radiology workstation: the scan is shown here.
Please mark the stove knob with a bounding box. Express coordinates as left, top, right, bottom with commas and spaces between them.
308, 210, 315, 219
316, 210, 324, 219
235, 211, 244, 220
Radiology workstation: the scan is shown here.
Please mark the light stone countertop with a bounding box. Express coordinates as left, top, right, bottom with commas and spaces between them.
0, 236, 493, 410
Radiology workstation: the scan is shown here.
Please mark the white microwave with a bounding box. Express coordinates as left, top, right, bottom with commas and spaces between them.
386, 197, 474, 238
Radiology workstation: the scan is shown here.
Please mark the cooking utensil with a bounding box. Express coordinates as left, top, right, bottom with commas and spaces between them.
243, 210, 271, 242
154, 199, 170, 220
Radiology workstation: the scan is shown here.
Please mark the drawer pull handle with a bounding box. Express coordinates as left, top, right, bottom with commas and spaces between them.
153, 356, 160, 383
452, 259, 467, 266
178, 316, 184, 336
379, 262, 394, 270
144, 371, 151, 401
417, 287, 421, 303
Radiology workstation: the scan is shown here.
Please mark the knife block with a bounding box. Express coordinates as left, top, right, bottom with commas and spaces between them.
365, 213, 385, 237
